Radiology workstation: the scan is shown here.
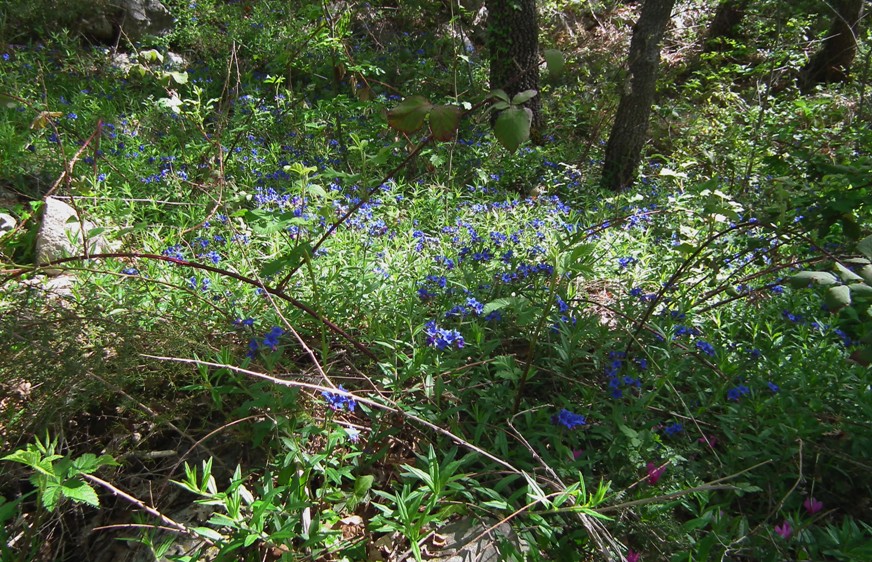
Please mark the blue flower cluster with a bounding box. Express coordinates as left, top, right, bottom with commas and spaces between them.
552, 408, 587, 430
247, 326, 285, 358
423, 321, 465, 350
605, 351, 644, 399
322, 385, 357, 412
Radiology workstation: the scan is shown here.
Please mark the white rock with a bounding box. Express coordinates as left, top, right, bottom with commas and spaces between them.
35, 197, 111, 274
0, 212, 15, 234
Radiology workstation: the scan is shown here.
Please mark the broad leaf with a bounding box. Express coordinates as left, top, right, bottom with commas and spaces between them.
789, 271, 839, 288
511, 89, 538, 105
493, 106, 532, 153
61, 479, 100, 507
858, 234, 872, 260
387, 96, 432, 134
835, 262, 864, 283
858, 265, 872, 285
429, 104, 462, 142
848, 283, 872, 296
544, 49, 565, 79
490, 89, 510, 103
826, 285, 851, 310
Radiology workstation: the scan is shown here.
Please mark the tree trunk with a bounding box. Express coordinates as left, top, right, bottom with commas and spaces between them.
703, 0, 750, 52
600, 0, 676, 191
800, 0, 865, 92
486, 0, 542, 129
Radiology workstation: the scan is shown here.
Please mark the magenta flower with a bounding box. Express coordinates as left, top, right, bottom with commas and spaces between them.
646, 462, 666, 485
626, 550, 641, 562
697, 434, 718, 449
774, 520, 792, 539
803, 497, 824, 515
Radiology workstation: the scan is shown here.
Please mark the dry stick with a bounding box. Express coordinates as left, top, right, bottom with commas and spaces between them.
276, 137, 432, 291
143, 355, 523, 475
506, 414, 623, 557
82, 474, 212, 544
625, 220, 759, 356
1, 252, 378, 362
86, 372, 228, 470
156, 415, 262, 500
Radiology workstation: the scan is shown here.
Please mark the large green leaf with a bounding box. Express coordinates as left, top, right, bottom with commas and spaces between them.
858, 265, 872, 285
429, 104, 462, 142
826, 285, 851, 310
387, 96, 432, 134
858, 234, 872, 260
493, 106, 532, 153
835, 262, 864, 283
61, 479, 100, 507
789, 271, 839, 288
544, 49, 565, 79
511, 89, 538, 105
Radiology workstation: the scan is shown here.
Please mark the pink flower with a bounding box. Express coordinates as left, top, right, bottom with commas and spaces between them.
646, 461, 666, 485
697, 434, 718, 449
774, 520, 792, 539
803, 497, 824, 515
626, 549, 641, 562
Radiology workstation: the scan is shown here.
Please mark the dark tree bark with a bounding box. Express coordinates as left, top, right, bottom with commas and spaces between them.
703, 0, 750, 52
800, 0, 865, 92
487, 0, 542, 129
600, 0, 676, 191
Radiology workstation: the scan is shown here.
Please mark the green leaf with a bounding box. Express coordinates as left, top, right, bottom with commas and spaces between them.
482, 298, 513, 316
61, 479, 100, 507
429, 104, 462, 142
167, 71, 188, 85
0, 94, 19, 108
858, 235, 872, 260
789, 271, 839, 288
511, 89, 538, 105
353, 474, 374, 498
835, 262, 864, 283
544, 49, 565, 79
193, 526, 225, 541
826, 285, 852, 310
848, 283, 872, 296
492, 101, 510, 111
139, 49, 164, 63
260, 242, 312, 278
493, 106, 532, 153
42, 483, 63, 511
386, 96, 432, 134
490, 89, 510, 103
859, 265, 872, 285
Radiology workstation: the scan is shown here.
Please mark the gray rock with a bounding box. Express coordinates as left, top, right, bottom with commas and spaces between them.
0, 212, 15, 234
119, 0, 174, 40
79, 14, 116, 42
35, 197, 111, 274
425, 517, 529, 561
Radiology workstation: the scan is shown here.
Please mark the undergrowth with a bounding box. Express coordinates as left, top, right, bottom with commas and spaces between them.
1, 1, 870, 561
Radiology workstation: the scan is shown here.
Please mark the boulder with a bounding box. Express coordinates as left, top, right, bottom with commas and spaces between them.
0, 212, 15, 234
35, 197, 112, 274
119, 0, 174, 40
425, 517, 529, 561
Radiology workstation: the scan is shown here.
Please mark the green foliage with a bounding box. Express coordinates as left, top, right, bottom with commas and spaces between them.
1, 2, 871, 561
2, 435, 116, 512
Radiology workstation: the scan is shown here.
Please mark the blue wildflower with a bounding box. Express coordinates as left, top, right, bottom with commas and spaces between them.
322, 385, 357, 412
695, 340, 716, 357
727, 384, 750, 402
663, 423, 684, 437
262, 326, 284, 350
767, 381, 780, 393
424, 321, 465, 350
552, 408, 587, 430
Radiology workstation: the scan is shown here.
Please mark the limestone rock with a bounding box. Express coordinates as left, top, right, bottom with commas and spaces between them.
35, 197, 111, 274
119, 0, 174, 40
425, 517, 529, 561
0, 212, 15, 234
